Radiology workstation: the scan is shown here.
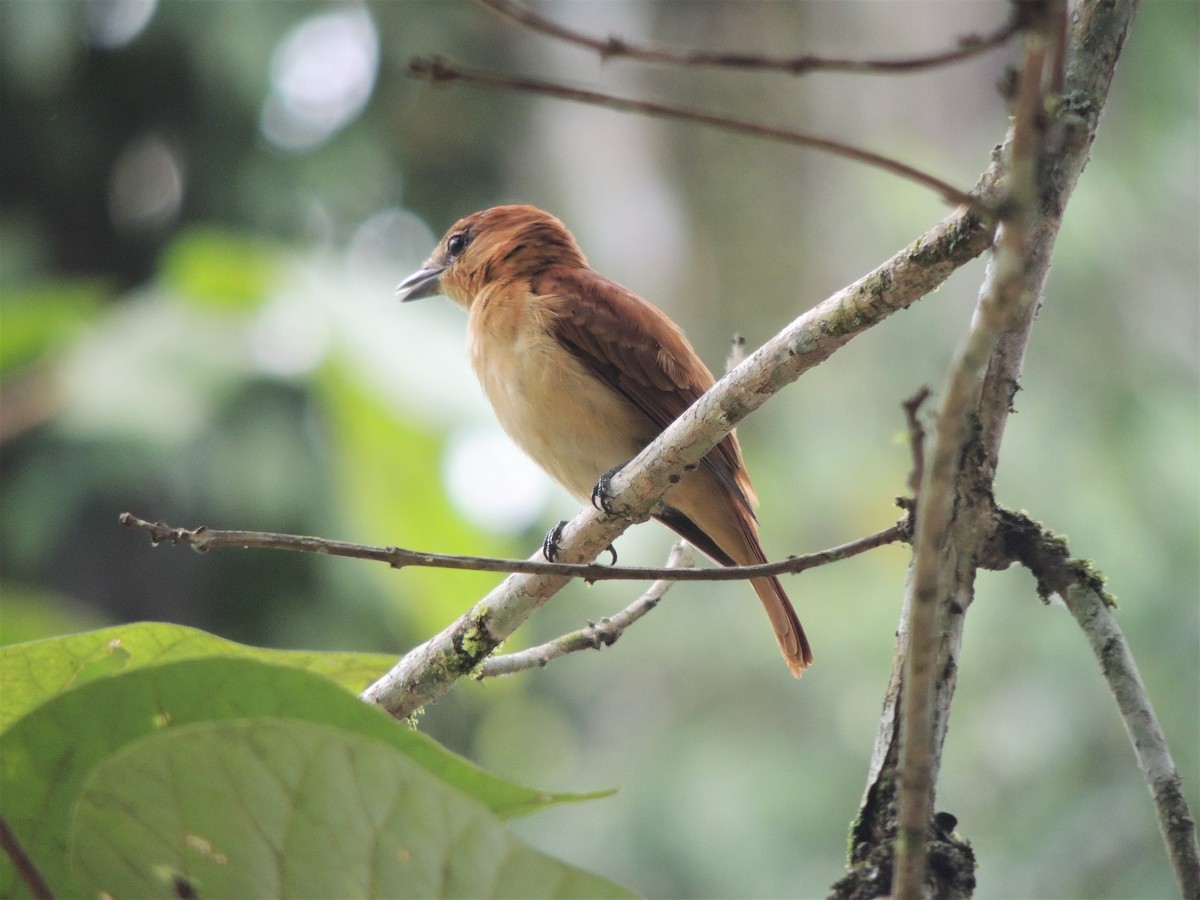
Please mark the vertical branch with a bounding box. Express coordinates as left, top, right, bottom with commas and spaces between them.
890, 26, 1049, 900
840, 1, 1142, 897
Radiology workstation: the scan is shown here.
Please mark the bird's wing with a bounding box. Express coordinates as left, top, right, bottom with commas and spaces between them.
536, 266, 756, 513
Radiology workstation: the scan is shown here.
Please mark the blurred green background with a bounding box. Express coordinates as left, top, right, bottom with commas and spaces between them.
1, 1, 1196, 897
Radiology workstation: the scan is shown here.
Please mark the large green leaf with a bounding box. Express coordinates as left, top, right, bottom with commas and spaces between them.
68, 719, 632, 899
0, 621, 394, 730
0, 657, 608, 897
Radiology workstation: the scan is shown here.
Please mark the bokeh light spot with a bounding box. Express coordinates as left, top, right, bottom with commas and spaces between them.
86, 0, 157, 49
107, 132, 184, 233
443, 428, 548, 534
260, 7, 379, 152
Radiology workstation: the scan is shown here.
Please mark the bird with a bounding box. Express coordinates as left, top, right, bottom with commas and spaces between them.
395, 204, 812, 676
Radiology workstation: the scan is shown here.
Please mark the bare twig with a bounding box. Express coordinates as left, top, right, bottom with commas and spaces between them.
1062, 583, 1200, 896
118, 512, 906, 584
407, 57, 991, 217
477, 0, 1018, 76
891, 22, 1049, 899
0, 816, 53, 900
901, 387, 932, 495
480, 542, 695, 677
360, 191, 997, 722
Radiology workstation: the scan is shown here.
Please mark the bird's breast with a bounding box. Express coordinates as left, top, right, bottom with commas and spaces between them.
467, 289, 649, 500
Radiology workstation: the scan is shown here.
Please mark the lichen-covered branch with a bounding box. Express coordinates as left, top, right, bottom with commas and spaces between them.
1062, 584, 1200, 897
980, 509, 1200, 897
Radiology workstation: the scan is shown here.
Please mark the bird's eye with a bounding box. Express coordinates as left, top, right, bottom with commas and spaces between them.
446, 232, 469, 258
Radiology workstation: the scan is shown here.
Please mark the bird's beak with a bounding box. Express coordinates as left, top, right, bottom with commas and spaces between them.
395, 264, 446, 302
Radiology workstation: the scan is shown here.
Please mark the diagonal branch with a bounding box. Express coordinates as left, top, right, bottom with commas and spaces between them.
477, 0, 1019, 77
980, 508, 1200, 896
360, 188, 998, 721
1062, 583, 1200, 896
407, 58, 990, 216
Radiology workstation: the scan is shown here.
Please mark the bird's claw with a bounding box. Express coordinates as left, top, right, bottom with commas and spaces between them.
543, 520, 568, 562
590, 464, 624, 516
543, 520, 618, 565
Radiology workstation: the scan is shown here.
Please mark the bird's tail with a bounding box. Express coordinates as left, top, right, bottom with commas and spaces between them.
749, 573, 813, 678
655, 483, 813, 677
728, 491, 813, 677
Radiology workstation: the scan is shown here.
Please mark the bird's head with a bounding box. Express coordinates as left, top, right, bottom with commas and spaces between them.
395, 204, 587, 308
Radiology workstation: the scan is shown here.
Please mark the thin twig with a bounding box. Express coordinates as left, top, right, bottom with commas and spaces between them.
118, 512, 906, 584
901, 387, 932, 496
477, 0, 1019, 76
0, 816, 53, 900
407, 57, 991, 218
1061, 584, 1200, 897
891, 24, 1048, 900
480, 542, 695, 677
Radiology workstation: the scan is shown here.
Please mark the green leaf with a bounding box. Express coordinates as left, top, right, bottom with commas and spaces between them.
1, 657, 608, 897
316, 364, 512, 636
68, 719, 632, 899
0, 279, 106, 377
161, 227, 280, 311
0, 621, 394, 730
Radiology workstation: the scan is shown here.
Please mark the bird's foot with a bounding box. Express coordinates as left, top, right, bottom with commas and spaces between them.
543, 519, 618, 565
590, 463, 625, 516
543, 520, 568, 562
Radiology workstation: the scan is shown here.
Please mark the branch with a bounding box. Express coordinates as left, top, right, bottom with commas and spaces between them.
841, 1, 1145, 897
406, 58, 990, 217
976, 509, 1200, 897
0, 816, 52, 900
891, 18, 1051, 899
477, 0, 1019, 76
360, 192, 997, 721
118, 511, 907, 584
479, 542, 695, 677
901, 387, 932, 495
1062, 583, 1200, 897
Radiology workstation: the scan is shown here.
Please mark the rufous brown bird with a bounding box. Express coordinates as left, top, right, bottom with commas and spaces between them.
396, 204, 812, 676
